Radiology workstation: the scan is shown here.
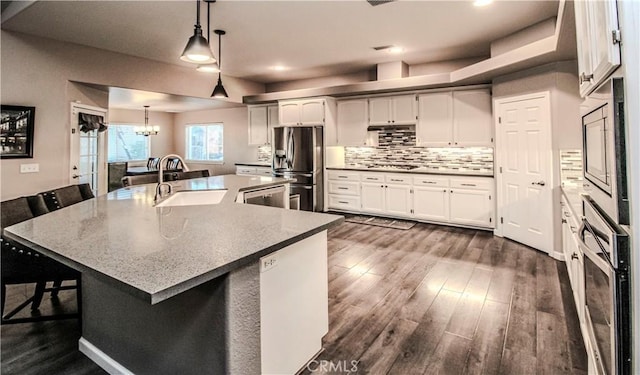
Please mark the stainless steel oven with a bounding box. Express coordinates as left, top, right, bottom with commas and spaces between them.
579, 196, 630, 374
582, 77, 629, 225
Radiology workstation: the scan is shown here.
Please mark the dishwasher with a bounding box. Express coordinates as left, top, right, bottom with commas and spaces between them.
242, 185, 288, 208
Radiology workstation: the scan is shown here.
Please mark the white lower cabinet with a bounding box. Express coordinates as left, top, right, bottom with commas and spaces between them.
236, 166, 272, 176
449, 188, 493, 227
413, 186, 449, 222
328, 170, 495, 229
561, 196, 586, 326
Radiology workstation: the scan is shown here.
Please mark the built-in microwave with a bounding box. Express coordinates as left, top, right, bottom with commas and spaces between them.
581, 77, 629, 225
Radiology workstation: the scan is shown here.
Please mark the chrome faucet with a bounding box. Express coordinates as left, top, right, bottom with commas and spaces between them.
155, 154, 190, 201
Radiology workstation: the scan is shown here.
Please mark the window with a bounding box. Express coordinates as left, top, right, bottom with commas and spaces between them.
107, 124, 150, 162
185, 123, 223, 163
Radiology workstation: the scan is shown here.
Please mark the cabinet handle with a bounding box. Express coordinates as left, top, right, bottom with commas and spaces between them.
461, 183, 476, 187
450, 190, 453, 193
448, 142, 451, 145
422, 181, 436, 184
561, 219, 567, 224
571, 253, 579, 260
338, 201, 349, 204
338, 176, 348, 179
579, 72, 594, 85
337, 187, 348, 190
443, 189, 447, 192
366, 177, 377, 180
390, 179, 403, 182
570, 226, 576, 233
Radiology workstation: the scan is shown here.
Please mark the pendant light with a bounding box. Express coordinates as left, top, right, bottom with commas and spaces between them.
197, 0, 220, 73
211, 29, 228, 98
135, 106, 159, 136
180, 0, 216, 64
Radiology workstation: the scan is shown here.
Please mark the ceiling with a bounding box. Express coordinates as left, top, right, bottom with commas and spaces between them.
2, 0, 561, 111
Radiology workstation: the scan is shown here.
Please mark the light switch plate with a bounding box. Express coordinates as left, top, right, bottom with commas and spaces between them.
20, 163, 39, 173
260, 254, 278, 272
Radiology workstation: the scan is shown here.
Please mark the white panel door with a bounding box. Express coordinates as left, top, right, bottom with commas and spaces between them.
385, 184, 412, 217
279, 102, 301, 126
360, 182, 385, 214
413, 186, 449, 222
496, 93, 553, 254
417, 92, 453, 146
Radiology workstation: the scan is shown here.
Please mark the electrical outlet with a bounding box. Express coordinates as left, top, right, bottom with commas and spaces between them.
20, 163, 39, 173
260, 255, 278, 272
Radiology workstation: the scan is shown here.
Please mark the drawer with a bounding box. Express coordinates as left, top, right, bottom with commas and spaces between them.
413, 175, 449, 187
328, 170, 360, 181
236, 166, 257, 175
361, 173, 384, 182
328, 195, 360, 211
385, 174, 412, 185
255, 167, 273, 176
328, 181, 360, 196
450, 177, 493, 190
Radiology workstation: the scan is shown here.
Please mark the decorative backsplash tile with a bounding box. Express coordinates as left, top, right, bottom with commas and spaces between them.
560, 149, 583, 185
257, 145, 272, 162
377, 129, 416, 147
345, 146, 494, 172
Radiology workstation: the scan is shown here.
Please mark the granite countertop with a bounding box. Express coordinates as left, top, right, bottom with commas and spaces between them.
4, 175, 343, 304
327, 165, 494, 177
235, 161, 271, 167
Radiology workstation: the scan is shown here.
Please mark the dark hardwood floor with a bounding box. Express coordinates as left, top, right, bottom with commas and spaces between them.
1, 221, 586, 374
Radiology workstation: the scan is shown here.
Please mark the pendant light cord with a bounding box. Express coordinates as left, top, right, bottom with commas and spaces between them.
196, 0, 201, 28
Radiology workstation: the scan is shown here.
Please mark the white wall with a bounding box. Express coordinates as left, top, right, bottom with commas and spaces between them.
0, 31, 264, 200
174, 107, 256, 176
492, 60, 582, 255
108, 108, 176, 164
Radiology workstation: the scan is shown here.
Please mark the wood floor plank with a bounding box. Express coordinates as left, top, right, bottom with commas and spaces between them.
423, 332, 472, 375
463, 300, 510, 375
499, 348, 537, 375
387, 289, 462, 374
504, 250, 538, 356
446, 266, 493, 339
398, 260, 455, 323
358, 317, 419, 374
536, 311, 573, 374
536, 254, 566, 317
556, 263, 588, 372
327, 265, 349, 282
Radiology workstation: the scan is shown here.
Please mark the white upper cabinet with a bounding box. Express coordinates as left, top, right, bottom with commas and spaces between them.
452, 90, 493, 146
574, 0, 620, 97
417, 89, 492, 147
416, 92, 453, 146
248, 105, 279, 145
279, 99, 325, 126
368, 95, 416, 125
336, 99, 369, 146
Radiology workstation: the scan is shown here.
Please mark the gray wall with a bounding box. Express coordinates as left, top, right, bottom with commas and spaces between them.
0, 31, 264, 200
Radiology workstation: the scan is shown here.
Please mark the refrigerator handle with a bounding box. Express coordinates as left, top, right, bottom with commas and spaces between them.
286, 128, 293, 169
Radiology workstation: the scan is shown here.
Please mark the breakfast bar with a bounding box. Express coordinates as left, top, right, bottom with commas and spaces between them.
3, 175, 343, 374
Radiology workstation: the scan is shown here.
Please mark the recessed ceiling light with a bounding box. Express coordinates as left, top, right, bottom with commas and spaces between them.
474, 0, 493, 6
388, 46, 404, 54
272, 65, 287, 71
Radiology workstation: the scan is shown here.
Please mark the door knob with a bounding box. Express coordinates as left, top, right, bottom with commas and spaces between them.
531, 181, 546, 186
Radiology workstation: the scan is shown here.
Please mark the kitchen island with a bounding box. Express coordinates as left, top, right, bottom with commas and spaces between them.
3, 175, 343, 375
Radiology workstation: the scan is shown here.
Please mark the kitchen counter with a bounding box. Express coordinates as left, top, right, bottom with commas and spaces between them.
4, 175, 342, 304
327, 165, 494, 177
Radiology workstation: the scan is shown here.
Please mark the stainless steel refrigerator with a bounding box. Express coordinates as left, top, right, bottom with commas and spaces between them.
272, 126, 323, 212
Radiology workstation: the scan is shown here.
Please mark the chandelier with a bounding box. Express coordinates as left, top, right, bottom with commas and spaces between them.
135, 106, 159, 136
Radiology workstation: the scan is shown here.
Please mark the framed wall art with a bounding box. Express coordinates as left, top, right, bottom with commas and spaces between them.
0, 105, 35, 159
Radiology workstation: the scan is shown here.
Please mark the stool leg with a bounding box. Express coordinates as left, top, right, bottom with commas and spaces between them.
1, 283, 6, 317
31, 281, 46, 310
51, 280, 62, 298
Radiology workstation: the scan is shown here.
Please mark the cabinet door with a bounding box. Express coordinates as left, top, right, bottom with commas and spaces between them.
449, 188, 493, 227
279, 102, 301, 126
360, 183, 385, 214
368, 97, 391, 125
385, 184, 412, 217
267, 105, 279, 144
574, 0, 594, 96
417, 92, 453, 146
588, 0, 620, 91
413, 186, 449, 222
248, 106, 269, 145
337, 100, 369, 146
453, 90, 493, 146
300, 100, 325, 125
391, 95, 416, 125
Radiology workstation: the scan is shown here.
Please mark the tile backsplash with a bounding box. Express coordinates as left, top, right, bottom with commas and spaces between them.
257, 145, 272, 162
345, 146, 494, 171
377, 129, 416, 147
560, 149, 583, 186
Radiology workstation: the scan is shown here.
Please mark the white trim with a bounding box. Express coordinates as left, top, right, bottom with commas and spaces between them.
79, 337, 134, 375
71, 102, 108, 117
494, 91, 554, 254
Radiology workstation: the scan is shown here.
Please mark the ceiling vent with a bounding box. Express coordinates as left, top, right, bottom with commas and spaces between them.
366, 0, 395, 6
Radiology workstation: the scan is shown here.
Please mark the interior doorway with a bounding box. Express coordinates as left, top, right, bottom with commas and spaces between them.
495, 92, 554, 255
70, 103, 107, 196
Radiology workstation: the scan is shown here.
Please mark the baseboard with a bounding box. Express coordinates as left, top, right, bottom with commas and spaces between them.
79, 337, 134, 375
